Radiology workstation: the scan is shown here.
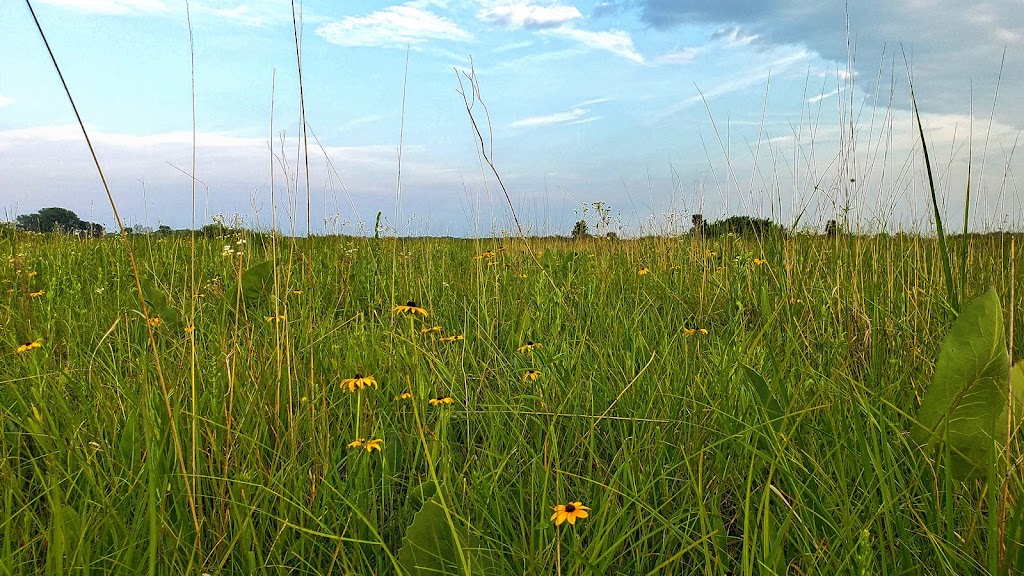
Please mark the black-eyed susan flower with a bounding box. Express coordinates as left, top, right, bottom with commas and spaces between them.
394, 391, 414, 401
16, 340, 42, 354
753, 258, 767, 266
440, 335, 464, 342
292, 290, 304, 295
347, 438, 383, 453
473, 250, 496, 260
184, 325, 195, 334
429, 396, 455, 407
550, 502, 590, 526
266, 314, 287, 322
523, 369, 540, 382
29, 290, 45, 298
421, 326, 443, 334
393, 301, 428, 316
638, 267, 649, 276
147, 317, 162, 327
699, 328, 709, 335
517, 341, 541, 353
341, 374, 378, 393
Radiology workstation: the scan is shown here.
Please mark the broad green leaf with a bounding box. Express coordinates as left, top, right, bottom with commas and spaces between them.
912, 288, 1009, 480
398, 497, 501, 576
224, 260, 277, 309
741, 363, 784, 429
141, 278, 182, 328
240, 260, 276, 303
997, 361, 1024, 441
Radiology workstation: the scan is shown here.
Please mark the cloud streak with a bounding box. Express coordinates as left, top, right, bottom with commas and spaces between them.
543, 27, 644, 63
478, 2, 581, 29
510, 107, 588, 128
315, 3, 471, 48
36, 0, 167, 15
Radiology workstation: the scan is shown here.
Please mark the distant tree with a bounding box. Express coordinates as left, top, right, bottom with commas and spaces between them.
16, 207, 83, 233
691, 214, 706, 236
825, 219, 839, 237
704, 216, 785, 238
605, 231, 619, 240
200, 223, 228, 238
157, 225, 173, 235
571, 220, 589, 239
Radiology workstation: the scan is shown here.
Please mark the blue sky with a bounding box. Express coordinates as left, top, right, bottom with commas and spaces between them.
1, 0, 1021, 235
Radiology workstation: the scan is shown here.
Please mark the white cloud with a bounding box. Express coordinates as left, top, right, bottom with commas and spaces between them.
36, 0, 167, 15
510, 107, 587, 128
654, 49, 812, 119
315, 4, 471, 48
543, 27, 644, 63
0, 95, 14, 108
478, 2, 581, 29
807, 87, 846, 104
656, 47, 700, 64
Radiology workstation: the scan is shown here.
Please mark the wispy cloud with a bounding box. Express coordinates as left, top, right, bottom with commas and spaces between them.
509, 100, 611, 129
315, 3, 471, 48
543, 27, 644, 63
577, 97, 613, 107
510, 107, 587, 128
807, 87, 846, 104
655, 47, 700, 64
36, 0, 167, 15
0, 95, 14, 108
654, 49, 811, 119
478, 2, 581, 29
189, 2, 287, 27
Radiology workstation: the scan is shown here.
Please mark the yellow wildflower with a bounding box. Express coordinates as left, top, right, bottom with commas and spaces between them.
16, 340, 42, 354
550, 502, 590, 526
429, 396, 455, 407
341, 374, 378, 392
347, 438, 383, 453
29, 290, 45, 298
440, 335, 464, 342
523, 369, 540, 382
393, 301, 428, 316
517, 341, 541, 353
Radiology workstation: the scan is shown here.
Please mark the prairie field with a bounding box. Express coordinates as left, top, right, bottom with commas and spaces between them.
1, 230, 1023, 575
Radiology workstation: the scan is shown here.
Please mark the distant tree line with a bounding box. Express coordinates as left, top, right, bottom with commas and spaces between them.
15, 207, 106, 236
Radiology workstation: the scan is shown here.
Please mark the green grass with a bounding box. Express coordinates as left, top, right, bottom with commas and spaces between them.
1, 230, 1022, 574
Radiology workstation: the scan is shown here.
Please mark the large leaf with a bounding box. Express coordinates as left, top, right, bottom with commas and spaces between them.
912, 288, 1009, 480
741, 363, 784, 430
224, 259, 277, 309
398, 497, 501, 576
141, 278, 182, 329
997, 361, 1024, 441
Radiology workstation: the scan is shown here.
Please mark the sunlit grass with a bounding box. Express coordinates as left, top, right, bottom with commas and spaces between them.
1, 230, 1021, 574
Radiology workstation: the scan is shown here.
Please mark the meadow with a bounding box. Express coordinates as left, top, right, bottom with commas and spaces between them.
1, 228, 1022, 574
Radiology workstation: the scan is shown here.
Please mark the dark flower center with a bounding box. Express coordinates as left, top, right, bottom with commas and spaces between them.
565, 504, 576, 513
526, 341, 533, 346
407, 301, 417, 307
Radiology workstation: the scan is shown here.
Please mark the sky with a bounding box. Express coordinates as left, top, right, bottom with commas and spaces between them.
0, 0, 1021, 236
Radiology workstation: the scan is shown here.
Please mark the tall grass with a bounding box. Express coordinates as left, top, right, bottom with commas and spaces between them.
2, 230, 1022, 574
5, 3, 1023, 574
